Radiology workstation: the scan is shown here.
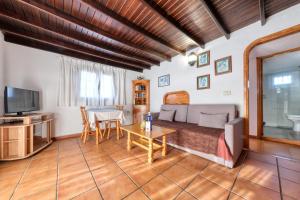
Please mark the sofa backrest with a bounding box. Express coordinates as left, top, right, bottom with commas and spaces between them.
187, 104, 237, 124
160, 104, 188, 122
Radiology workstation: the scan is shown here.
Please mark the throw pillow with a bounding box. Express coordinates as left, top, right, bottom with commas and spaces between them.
198, 112, 228, 129
158, 110, 176, 122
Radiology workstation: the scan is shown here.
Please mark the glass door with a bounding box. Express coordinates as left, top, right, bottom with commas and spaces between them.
262, 50, 300, 141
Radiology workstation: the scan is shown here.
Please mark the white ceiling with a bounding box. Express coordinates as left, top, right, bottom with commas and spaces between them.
263, 50, 300, 74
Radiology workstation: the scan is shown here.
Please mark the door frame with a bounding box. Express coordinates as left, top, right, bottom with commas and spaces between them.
244, 24, 300, 148
257, 57, 263, 139
256, 47, 300, 146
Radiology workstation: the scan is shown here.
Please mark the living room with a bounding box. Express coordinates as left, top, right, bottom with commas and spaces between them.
0, 0, 300, 200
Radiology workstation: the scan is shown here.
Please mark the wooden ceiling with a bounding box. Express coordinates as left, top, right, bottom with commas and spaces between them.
0, 0, 299, 72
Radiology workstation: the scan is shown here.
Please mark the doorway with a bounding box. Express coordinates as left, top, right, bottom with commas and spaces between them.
257, 49, 300, 145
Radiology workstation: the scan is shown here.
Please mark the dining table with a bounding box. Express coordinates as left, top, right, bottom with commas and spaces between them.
87, 108, 125, 140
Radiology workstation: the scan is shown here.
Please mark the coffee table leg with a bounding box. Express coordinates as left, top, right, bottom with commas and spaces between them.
148, 139, 153, 164
127, 131, 132, 151
162, 136, 167, 156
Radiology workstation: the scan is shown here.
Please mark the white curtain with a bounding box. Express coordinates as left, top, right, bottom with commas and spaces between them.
58, 56, 126, 107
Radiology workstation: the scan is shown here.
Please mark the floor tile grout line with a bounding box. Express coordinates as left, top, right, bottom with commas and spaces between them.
55, 142, 60, 200
135, 154, 193, 199
225, 150, 248, 200
231, 151, 284, 198
169, 163, 210, 200
135, 157, 182, 200
178, 161, 234, 200
8, 157, 33, 200
166, 158, 211, 197
81, 135, 272, 200
106, 141, 153, 200
118, 147, 188, 199
275, 157, 284, 200
273, 154, 300, 162
70, 187, 99, 200
249, 149, 300, 162
278, 173, 300, 185
77, 139, 105, 200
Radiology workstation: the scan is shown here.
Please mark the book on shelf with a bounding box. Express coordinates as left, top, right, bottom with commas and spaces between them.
135, 85, 146, 91
135, 93, 145, 98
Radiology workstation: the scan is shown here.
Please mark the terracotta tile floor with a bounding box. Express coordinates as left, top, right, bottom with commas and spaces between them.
1, 134, 300, 200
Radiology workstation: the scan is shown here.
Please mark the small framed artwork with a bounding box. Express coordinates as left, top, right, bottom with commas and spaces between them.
197, 74, 210, 90
197, 50, 210, 67
158, 74, 170, 87
215, 56, 232, 75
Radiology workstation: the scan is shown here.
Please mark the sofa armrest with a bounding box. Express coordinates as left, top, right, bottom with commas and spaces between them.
224, 118, 244, 164
143, 112, 160, 121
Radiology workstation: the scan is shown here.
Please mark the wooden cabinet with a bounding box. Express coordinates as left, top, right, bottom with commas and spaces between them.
132, 80, 150, 123
0, 113, 54, 161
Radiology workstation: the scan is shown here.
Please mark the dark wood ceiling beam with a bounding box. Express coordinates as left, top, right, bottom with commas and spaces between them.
3, 33, 143, 72
259, 0, 266, 26
18, 0, 170, 61
140, 0, 205, 48
0, 9, 160, 66
198, 0, 230, 39
80, 0, 185, 55
0, 25, 150, 69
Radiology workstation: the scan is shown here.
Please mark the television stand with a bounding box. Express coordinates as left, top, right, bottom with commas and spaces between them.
0, 113, 54, 161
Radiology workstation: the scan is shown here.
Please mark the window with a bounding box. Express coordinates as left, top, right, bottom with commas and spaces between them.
80, 71, 97, 98
273, 75, 292, 86
100, 74, 114, 99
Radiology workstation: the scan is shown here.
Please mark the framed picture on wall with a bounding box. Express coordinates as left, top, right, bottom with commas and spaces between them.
197, 50, 210, 67
158, 74, 170, 87
197, 74, 210, 90
215, 56, 232, 75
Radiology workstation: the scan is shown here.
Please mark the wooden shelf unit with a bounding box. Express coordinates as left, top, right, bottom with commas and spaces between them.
0, 113, 54, 161
132, 80, 150, 123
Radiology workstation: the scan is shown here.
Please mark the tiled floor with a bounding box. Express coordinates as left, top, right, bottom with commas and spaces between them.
1, 133, 300, 200
264, 126, 300, 140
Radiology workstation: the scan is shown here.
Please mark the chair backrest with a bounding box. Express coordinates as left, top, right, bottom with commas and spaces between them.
80, 106, 89, 125
115, 105, 124, 111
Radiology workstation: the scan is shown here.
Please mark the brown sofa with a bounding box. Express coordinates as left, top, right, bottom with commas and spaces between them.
151, 104, 244, 168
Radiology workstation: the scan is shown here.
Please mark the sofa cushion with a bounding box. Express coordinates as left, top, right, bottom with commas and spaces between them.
187, 104, 236, 124
198, 112, 228, 129
158, 109, 175, 121
161, 105, 188, 122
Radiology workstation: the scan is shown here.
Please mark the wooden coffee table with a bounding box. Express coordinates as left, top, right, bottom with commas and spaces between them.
120, 124, 175, 163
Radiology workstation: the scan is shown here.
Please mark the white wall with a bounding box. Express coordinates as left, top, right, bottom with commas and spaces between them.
3, 42, 140, 137
0, 33, 4, 115
144, 4, 300, 125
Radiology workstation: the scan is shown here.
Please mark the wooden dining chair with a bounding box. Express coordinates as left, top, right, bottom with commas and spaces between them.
105, 119, 122, 140
105, 105, 124, 140
80, 106, 103, 144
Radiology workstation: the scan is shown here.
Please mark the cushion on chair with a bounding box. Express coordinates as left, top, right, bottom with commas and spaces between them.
198, 112, 228, 129
158, 110, 176, 122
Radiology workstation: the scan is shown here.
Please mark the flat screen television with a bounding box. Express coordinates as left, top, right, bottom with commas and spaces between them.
4, 86, 40, 115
